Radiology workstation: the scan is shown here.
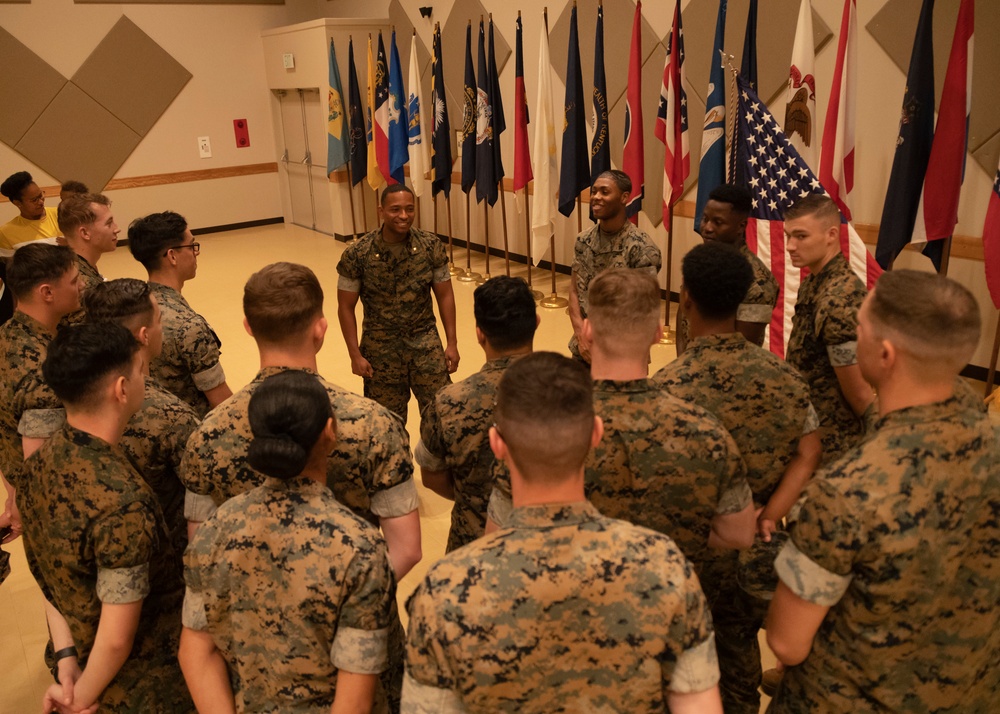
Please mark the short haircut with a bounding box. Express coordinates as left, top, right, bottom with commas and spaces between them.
495, 352, 594, 483
784, 193, 841, 227
42, 322, 140, 409
473, 276, 537, 350
708, 184, 753, 217
128, 211, 188, 271
595, 169, 631, 194
7, 243, 76, 299
682, 243, 753, 320
381, 183, 415, 205
60, 180, 89, 195
243, 262, 324, 343
868, 270, 980, 371
84, 278, 154, 329
1, 171, 33, 202
57, 193, 111, 236
248, 371, 334, 480
587, 268, 660, 355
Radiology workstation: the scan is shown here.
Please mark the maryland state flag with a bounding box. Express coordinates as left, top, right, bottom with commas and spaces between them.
327, 38, 348, 173
558, 4, 589, 218
461, 22, 477, 195
622, 1, 644, 222
430, 24, 453, 198
347, 37, 367, 187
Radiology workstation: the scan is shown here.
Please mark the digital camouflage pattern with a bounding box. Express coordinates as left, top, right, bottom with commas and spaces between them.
0, 311, 64, 483
655, 331, 816, 714
416, 356, 520, 552
148, 282, 225, 418
62, 254, 103, 326
19, 424, 191, 713
119, 377, 200, 557
184, 476, 396, 714
771, 398, 1000, 713
585, 379, 750, 579
785, 252, 867, 462
570, 222, 661, 358
404, 502, 720, 713
337, 227, 452, 424
180, 366, 417, 526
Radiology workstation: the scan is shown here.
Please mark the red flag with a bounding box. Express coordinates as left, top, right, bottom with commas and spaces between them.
622, 1, 644, 224
984, 161, 1000, 308
513, 13, 532, 196
918, 0, 973, 243
819, 0, 856, 221
655, 0, 689, 218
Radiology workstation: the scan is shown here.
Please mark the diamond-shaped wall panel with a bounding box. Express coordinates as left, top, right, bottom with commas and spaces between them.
0, 27, 67, 146
72, 16, 191, 137
549, 0, 659, 111
867, 0, 1000, 177
15, 83, 142, 191
389, 0, 432, 79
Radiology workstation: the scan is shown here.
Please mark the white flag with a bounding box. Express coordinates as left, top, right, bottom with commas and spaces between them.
531, 23, 557, 264
784, 0, 817, 171
407, 37, 429, 198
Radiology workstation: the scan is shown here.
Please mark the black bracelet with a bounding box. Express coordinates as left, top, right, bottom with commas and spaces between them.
53, 646, 78, 662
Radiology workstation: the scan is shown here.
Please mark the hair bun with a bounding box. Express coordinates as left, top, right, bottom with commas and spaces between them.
247, 434, 309, 480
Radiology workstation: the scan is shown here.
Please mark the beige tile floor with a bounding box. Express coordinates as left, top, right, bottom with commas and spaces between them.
1, 222, 778, 713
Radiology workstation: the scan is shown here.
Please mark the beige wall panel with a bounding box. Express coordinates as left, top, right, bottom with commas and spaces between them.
15, 82, 141, 191
0, 27, 67, 146
72, 16, 191, 137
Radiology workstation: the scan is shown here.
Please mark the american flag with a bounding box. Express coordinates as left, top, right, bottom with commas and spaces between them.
655, 0, 689, 217
735, 74, 881, 357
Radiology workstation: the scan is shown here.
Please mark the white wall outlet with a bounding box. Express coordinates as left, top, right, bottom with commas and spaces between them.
198, 136, 212, 159
282, 53, 295, 69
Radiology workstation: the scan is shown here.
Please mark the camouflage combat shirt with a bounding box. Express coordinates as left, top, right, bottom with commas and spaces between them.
0, 311, 64, 482
404, 502, 720, 713
184, 475, 394, 714
20, 424, 190, 712
119, 376, 200, 557
148, 282, 226, 418
415, 355, 521, 552
570, 222, 661, 357
785, 252, 867, 461
655, 332, 817, 507
61, 254, 103, 326
181, 366, 417, 525
771, 397, 1000, 713
336, 227, 451, 336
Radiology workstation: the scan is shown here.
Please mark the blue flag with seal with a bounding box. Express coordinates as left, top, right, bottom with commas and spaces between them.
461, 22, 477, 195
431, 24, 453, 198
387, 30, 409, 185
475, 19, 496, 205
559, 4, 590, 218
347, 37, 367, 186
488, 16, 506, 195
327, 38, 349, 173
695, 0, 728, 234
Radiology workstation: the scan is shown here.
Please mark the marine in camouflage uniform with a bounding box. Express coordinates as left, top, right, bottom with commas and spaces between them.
769, 397, 1000, 713
181, 365, 415, 711
569, 221, 661, 359
119, 376, 200, 557
337, 225, 453, 425
148, 282, 226, 418
20, 423, 192, 713
61, 254, 104, 327
655, 332, 818, 714
0, 311, 65, 483
184, 475, 395, 714
403, 502, 720, 713
785, 251, 867, 461
416, 355, 522, 552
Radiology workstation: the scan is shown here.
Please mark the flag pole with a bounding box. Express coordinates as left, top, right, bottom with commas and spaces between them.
539, 234, 568, 308
524, 191, 542, 300
458, 193, 480, 282
344, 164, 358, 241
433, 191, 439, 241
658, 201, 676, 344
985, 309, 1000, 399
577, 194, 583, 232
481, 201, 491, 283
499, 189, 511, 276
359, 184, 369, 232
938, 237, 953, 277
447, 195, 462, 275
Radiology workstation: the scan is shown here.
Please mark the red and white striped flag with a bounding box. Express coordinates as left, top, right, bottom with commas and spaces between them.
654, 0, 689, 218
912, 0, 974, 248
622, 1, 645, 224
984, 159, 1000, 308
819, 0, 856, 221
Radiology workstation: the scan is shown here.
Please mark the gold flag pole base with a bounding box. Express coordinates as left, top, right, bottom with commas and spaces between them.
540, 293, 568, 309
449, 262, 465, 277
529, 289, 544, 302
476, 272, 491, 286
658, 327, 677, 345
457, 270, 481, 282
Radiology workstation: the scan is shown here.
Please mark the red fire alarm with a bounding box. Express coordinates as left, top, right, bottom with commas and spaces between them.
234, 119, 250, 148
